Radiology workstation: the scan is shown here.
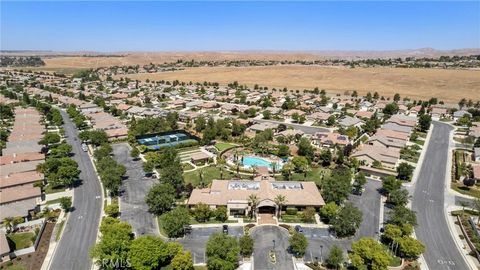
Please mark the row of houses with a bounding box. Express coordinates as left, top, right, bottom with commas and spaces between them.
0, 107, 45, 221
352, 114, 418, 175
27, 87, 128, 140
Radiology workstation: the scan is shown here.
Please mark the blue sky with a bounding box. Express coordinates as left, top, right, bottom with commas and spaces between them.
2, 1, 479, 51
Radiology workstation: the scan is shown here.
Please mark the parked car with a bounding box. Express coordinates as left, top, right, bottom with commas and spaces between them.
81, 143, 88, 152
294, 225, 303, 233
222, 225, 229, 234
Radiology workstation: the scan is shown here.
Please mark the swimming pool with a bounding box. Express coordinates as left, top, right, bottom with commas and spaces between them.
241, 156, 282, 170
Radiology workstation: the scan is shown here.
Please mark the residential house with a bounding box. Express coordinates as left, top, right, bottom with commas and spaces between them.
312, 132, 349, 148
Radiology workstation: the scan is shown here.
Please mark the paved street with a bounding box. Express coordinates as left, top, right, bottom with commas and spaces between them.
50, 110, 102, 270
254, 119, 329, 134
250, 225, 294, 270
178, 226, 244, 264
112, 143, 159, 236
412, 121, 470, 270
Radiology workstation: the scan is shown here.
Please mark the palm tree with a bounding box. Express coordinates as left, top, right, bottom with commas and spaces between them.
251, 165, 258, 179
3, 217, 14, 233
248, 194, 260, 219
463, 164, 473, 179
271, 162, 278, 175
274, 195, 287, 220
302, 163, 311, 180
198, 169, 205, 188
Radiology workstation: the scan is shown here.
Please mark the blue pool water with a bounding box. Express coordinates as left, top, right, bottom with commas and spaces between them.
241, 156, 282, 170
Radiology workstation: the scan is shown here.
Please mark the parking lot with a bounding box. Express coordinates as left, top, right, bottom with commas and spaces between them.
178, 225, 244, 264
251, 225, 294, 270
112, 143, 159, 236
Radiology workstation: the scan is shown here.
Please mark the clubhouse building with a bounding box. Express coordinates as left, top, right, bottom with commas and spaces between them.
187, 173, 325, 216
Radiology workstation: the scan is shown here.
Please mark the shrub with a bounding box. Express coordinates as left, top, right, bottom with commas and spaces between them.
286, 207, 298, 215
279, 224, 291, 231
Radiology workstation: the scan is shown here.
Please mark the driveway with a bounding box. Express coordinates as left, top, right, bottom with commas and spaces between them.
412, 121, 470, 270
250, 225, 294, 270
178, 226, 244, 264
112, 143, 159, 236
50, 110, 102, 270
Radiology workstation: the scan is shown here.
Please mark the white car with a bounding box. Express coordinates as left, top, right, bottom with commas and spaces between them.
81, 143, 88, 152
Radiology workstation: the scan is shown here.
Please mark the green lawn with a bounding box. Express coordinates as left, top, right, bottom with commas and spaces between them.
184, 165, 250, 187
182, 163, 195, 171
451, 182, 480, 198
275, 167, 331, 187
46, 196, 71, 205
214, 142, 236, 152
7, 232, 35, 250
44, 185, 66, 194
55, 220, 65, 241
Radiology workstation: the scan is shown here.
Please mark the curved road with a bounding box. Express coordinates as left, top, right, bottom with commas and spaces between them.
50, 110, 102, 270
412, 121, 469, 270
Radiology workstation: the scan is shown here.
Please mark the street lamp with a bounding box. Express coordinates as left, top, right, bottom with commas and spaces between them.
320, 245, 323, 263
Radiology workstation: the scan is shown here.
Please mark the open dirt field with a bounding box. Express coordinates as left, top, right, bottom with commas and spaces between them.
114, 66, 480, 102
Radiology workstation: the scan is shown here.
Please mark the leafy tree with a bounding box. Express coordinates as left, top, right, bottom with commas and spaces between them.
397, 162, 414, 181
326, 245, 344, 270
59, 196, 72, 212
39, 132, 61, 146
321, 167, 352, 204
239, 234, 254, 257
277, 144, 290, 158
128, 236, 171, 270
349, 238, 391, 270
193, 202, 212, 222
289, 232, 308, 257
297, 137, 314, 161
319, 202, 339, 223
319, 149, 332, 166
382, 224, 403, 242
398, 236, 425, 258
389, 205, 417, 226
292, 156, 309, 173
382, 176, 402, 195
383, 103, 399, 116
130, 147, 140, 159
105, 203, 119, 217
90, 217, 133, 269
160, 207, 191, 238
214, 206, 228, 222
331, 203, 362, 238
353, 172, 367, 190
388, 188, 410, 206
327, 115, 336, 126
171, 250, 194, 270
57, 164, 80, 187
146, 183, 176, 215
262, 110, 271, 119
49, 143, 72, 158
418, 114, 432, 131
206, 233, 240, 270
93, 144, 112, 160
301, 207, 316, 223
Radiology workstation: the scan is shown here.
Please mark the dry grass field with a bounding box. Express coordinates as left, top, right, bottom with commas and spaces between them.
114, 66, 480, 102
9, 50, 479, 102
